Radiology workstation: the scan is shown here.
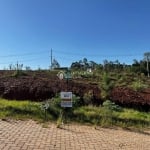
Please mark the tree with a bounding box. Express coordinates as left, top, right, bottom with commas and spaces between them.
83, 58, 88, 64
89, 61, 97, 69
9, 64, 13, 70
144, 52, 150, 77
71, 58, 90, 70
51, 58, 60, 69
71, 62, 81, 70
25, 66, 31, 71
103, 59, 109, 71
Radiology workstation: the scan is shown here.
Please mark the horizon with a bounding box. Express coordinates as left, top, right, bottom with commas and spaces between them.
0, 0, 150, 69
0, 50, 147, 70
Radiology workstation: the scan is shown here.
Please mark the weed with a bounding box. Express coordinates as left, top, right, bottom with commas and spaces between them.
130, 80, 147, 91
100, 72, 114, 100
0, 98, 149, 130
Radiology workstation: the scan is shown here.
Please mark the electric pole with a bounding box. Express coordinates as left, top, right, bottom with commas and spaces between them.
144, 52, 150, 78
51, 48, 53, 70
146, 55, 149, 77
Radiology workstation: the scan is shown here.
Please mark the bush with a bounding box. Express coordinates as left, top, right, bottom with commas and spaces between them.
95, 100, 122, 127
12, 70, 27, 77
130, 80, 147, 91
47, 97, 62, 118
72, 94, 82, 108
102, 100, 122, 112
83, 91, 93, 105
100, 72, 114, 100
47, 94, 81, 122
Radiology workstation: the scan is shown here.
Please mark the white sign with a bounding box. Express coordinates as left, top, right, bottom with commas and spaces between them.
61, 101, 72, 107
60, 92, 72, 107
61, 92, 72, 99
57, 71, 64, 80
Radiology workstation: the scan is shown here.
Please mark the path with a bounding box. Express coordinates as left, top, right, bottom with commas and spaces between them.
0, 120, 149, 150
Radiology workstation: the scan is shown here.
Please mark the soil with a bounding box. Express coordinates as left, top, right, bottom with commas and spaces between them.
0, 70, 149, 110
0, 71, 101, 103
110, 87, 150, 110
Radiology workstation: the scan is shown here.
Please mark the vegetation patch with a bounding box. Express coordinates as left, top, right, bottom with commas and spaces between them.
0, 98, 149, 130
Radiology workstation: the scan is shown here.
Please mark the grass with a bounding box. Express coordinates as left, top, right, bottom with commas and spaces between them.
0, 98, 53, 121
73, 105, 150, 129
0, 98, 149, 130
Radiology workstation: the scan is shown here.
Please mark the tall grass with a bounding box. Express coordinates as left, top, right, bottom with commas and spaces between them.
0, 98, 52, 121
0, 98, 149, 130
73, 105, 150, 129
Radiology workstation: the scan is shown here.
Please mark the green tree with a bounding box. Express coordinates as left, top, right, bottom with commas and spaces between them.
51, 58, 60, 69
100, 72, 114, 100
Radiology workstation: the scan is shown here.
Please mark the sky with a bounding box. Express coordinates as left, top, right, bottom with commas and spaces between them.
0, 0, 150, 69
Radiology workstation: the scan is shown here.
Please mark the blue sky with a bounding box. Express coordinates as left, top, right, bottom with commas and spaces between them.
0, 0, 150, 69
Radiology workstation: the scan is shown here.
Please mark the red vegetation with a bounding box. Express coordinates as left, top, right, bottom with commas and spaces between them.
110, 87, 150, 110
0, 71, 149, 110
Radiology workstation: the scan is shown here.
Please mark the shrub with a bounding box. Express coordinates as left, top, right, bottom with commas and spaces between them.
130, 80, 147, 91
12, 70, 27, 77
102, 100, 122, 112
72, 94, 82, 108
83, 91, 93, 105
100, 72, 114, 100
97, 100, 122, 127
47, 97, 62, 118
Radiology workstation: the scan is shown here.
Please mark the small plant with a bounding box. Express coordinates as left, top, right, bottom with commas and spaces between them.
100, 72, 114, 100
72, 94, 82, 108
98, 100, 122, 127
40, 101, 50, 121
130, 79, 147, 91
47, 97, 62, 118
102, 100, 122, 112
83, 90, 93, 105
56, 110, 63, 128
11, 62, 26, 78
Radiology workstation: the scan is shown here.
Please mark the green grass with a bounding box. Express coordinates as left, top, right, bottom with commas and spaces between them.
0, 98, 149, 130
115, 109, 150, 127
0, 98, 53, 121
73, 105, 150, 129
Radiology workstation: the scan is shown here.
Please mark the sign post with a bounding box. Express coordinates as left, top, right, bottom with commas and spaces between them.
57, 68, 73, 126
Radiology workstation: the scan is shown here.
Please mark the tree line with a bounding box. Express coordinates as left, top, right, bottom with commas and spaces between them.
70, 52, 150, 77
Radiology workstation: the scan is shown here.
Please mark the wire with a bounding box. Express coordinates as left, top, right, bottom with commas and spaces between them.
0, 56, 49, 65
54, 50, 143, 57
0, 49, 143, 58
0, 49, 144, 67
0, 50, 50, 58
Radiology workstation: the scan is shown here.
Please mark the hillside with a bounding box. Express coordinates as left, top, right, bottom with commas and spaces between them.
0, 70, 149, 110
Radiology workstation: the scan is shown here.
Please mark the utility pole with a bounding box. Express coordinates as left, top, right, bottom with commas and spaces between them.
51, 48, 53, 70
146, 55, 149, 77
144, 52, 150, 78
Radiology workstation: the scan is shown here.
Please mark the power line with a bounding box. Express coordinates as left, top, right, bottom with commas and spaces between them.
0, 49, 144, 58
0, 56, 49, 65
54, 50, 143, 57
0, 50, 50, 58
0, 49, 145, 68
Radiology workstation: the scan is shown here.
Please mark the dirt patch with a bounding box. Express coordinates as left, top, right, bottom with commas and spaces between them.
0, 71, 149, 110
110, 87, 150, 110
0, 71, 101, 104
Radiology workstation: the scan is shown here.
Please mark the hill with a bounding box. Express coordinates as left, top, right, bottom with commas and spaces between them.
0, 70, 149, 111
